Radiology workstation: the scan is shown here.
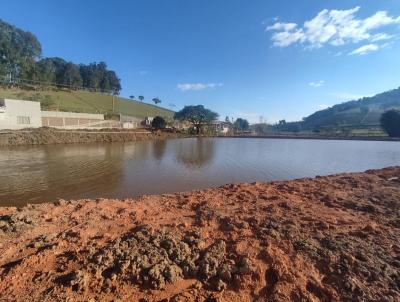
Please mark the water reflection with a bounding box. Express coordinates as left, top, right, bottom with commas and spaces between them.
1, 138, 399, 207
175, 138, 215, 168
152, 140, 167, 161
0, 144, 125, 206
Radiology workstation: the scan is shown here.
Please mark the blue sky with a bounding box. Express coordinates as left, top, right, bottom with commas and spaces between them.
2, 0, 400, 122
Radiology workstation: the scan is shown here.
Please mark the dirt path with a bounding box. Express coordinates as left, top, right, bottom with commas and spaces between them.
1, 167, 399, 301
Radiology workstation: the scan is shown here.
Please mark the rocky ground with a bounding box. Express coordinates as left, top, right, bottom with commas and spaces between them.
0, 167, 400, 301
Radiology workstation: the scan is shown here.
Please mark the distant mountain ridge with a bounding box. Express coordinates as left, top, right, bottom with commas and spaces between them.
302, 87, 400, 130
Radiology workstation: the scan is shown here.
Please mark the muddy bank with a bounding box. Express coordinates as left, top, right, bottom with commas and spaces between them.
219, 134, 400, 142
0, 128, 183, 146
1, 167, 400, 301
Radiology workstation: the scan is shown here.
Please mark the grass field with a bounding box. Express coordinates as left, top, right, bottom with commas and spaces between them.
0, 87, 174, 119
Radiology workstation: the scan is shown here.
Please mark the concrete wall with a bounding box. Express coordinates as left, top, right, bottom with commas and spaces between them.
120, 115, 142, 129
41, 111, 104, 120
41, 111, 106, 129
0, 99, 42, 130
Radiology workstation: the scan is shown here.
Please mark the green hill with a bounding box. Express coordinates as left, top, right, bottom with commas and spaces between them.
0, 87, 174, 120
302, 87, 400, 130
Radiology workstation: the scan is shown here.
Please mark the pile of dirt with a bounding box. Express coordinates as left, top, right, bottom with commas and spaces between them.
56, 225, 254, 295
0, 167, 400, 301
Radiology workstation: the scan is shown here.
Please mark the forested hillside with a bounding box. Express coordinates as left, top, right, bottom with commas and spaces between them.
301, 87, 400, 130
0, 19, 121, 93
0, 19, 174, 119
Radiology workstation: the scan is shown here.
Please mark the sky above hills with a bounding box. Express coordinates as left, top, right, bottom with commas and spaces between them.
2, 0, 400, 122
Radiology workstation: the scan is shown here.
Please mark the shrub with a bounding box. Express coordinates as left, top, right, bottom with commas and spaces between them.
152, 116, 166, 129
380, 109, 400, 137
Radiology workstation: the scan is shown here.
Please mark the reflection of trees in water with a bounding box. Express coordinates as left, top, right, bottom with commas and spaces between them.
4, 143, 128, 205
175, 138, 215, 168
152, 140, 167, 161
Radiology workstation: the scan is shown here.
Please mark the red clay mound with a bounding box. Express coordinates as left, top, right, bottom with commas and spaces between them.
0, 167, 399, 301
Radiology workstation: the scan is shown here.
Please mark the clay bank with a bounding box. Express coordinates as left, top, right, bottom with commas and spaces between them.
0, 167, 399, 301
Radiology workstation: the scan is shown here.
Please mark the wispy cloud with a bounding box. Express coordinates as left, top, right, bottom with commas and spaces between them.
139, 70, 148, 76
309, 80, 325, 87
349, 43, 379, 55
177, 83, 223, 91
318, 104, 330, 110
266, 6, 400, 53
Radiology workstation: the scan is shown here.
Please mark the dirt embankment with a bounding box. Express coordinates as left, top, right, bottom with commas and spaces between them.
1, 167, 400, 301
0, 128, 183, 146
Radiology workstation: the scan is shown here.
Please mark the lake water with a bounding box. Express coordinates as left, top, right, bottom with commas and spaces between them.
1, 137, 400, 206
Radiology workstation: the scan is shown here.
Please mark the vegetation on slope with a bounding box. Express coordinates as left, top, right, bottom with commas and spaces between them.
262, 87, 400, 136
302, 87, 400, 129
0, 19, 174, 120
0, 87, 174, 119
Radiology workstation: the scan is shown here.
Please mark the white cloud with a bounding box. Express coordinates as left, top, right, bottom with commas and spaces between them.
267, 22, 298, 32
309, 80, 325, 87
139, 70, 148, 76
370, 33, 393, 42
318, 104, 330, 110
177, 83, 223, 91
349, 43, 379, 55
266, 7, 400, 50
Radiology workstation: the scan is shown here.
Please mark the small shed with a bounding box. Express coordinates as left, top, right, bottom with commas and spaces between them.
120, 115, 142, 129
143, 116, 154, 127
0, 99, 42, 130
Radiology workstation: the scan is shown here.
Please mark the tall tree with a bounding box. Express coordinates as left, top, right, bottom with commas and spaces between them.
62, 62, 82, 89
42, 57, 67, 86
35, 59, 57, 84
0, 19, 122, 94
174, 105, 219, 134
233, 118, 250, 132
0, 19, 42, 81
79, 62, 121, 93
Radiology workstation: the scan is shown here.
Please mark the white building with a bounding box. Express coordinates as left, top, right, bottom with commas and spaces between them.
0, 98, 42, 129
0, 98, 143, 130
120, 115, 142, 129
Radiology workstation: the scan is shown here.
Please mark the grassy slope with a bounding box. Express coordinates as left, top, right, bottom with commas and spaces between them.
302, 87, 400, 129
0, 87, 174, 119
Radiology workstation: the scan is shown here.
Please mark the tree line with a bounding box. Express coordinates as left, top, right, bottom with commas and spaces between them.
0, 19, 121, 94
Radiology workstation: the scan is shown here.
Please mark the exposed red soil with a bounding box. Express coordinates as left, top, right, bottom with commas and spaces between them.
1, 167, 400, 301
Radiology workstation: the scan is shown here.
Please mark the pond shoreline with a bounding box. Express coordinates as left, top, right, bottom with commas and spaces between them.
0, 127, 186, 146
1, 128, 398, 147
0, 167, 399, 301
218, 134, 400, 142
